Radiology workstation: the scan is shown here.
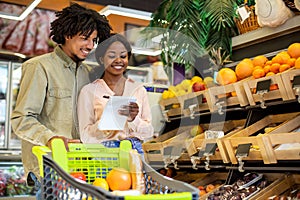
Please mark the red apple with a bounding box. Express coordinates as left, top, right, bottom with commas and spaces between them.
192, 81, 206, 92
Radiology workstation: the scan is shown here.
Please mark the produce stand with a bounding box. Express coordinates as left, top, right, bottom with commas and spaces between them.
222, 112, 300, 164
32, 139, 199, 200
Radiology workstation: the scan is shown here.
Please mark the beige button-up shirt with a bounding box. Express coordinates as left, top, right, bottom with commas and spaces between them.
77, 79, 154, 143
11, 46, 92, 179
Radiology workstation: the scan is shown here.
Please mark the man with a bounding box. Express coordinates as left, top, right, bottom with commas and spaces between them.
11, 3, 111, 197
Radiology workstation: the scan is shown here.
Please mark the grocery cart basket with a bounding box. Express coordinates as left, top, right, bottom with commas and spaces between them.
33, 139, 199, 200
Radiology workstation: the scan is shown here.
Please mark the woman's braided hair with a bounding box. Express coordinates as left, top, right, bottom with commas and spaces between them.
50, 3, 112, 45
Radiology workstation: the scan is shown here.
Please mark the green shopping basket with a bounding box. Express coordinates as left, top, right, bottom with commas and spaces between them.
32, 139, 199, 200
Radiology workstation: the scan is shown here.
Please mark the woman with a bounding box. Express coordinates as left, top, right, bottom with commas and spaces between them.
77, 33, 154, 144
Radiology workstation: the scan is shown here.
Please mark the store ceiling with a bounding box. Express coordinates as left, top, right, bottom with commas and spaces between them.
1, 0, 162, 13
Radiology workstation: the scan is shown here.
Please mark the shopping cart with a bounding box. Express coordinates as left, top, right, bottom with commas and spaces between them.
33, 139, 199, 200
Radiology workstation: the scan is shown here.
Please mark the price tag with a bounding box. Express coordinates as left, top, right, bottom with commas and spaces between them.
204, 143, 217, 156
256, 79, 271, 94
237, 5, 251, 23
204, 130, 224, 139
183, 94, 203, 109
292, 75, 300, 88
236, 143, 251, 157
165, 104, 173, 111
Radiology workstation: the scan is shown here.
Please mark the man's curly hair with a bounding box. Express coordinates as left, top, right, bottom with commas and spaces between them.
50, 3, 112, 45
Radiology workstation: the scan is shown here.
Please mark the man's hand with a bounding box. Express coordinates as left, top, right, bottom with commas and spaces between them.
46, 136, 81, 151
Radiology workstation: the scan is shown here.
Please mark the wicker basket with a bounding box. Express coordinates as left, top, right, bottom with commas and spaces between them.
235, 5, 260, 35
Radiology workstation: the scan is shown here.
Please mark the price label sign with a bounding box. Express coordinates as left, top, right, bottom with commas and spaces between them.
292, 75, 300, 88
183, 94, 203, 109
256, 79, 271, 94
165, 104, 174, 111
236, 143, 252, 157
204, 143, 217, 156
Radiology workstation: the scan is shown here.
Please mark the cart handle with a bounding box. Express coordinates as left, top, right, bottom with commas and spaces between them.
32, 145, 51, 177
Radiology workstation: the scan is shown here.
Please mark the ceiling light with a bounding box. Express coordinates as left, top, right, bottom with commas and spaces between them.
132, 47, 161, 56
99, 5, 152, 21
0, 0, 42, 21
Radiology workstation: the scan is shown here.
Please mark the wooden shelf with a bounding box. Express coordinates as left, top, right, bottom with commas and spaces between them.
232, 15, 300, 50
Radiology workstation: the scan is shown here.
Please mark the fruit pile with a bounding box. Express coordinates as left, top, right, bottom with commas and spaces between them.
206, 173, 269, 200
70, 167, 136, 193
217, 43, 300, 87
198, 182, 222, 196
0, 166, 34, 197
161, 76, 215, 100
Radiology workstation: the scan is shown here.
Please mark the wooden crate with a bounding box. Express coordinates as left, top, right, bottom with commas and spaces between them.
159, 90, 213, 120
249, 174, 300, 200
207, 79, 249, 113
189, 172, 228, 200
180, 90, 213, 118
223, 112, 300, 164
142, 125, 195, 163
280, 68, 300, 100
261, 113, 300, 163
185, 119, 246, 163
243, 74, 289, 107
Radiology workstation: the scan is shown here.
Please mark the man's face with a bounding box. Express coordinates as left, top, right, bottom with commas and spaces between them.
63, 30, 97, 62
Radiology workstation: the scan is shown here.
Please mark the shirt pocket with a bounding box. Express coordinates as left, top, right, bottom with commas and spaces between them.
46, 88, 73, 121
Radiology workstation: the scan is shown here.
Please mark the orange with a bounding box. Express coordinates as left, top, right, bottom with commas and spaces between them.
253, 66, 263, 70
235, 59, 254, 80
106, 167, 132, 191
295, 57, 300, 69
252, 55, 268, 67
266, 72, 275, 76
252, 68, 265, 79
263, 65, 271, 74
264, 60, 273, 66
279, 64, 291, 73
93, 178, 109, 190
287, 43, 300, 58
269, 84, 279, 91
272, 52, 290, 65
231, 91, 237, 97
270, 63, 280, 74
287, 58, 296, 67
217, 68, 237, 85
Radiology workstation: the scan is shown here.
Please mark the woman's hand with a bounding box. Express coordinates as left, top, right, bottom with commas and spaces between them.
119, 102, 139, 122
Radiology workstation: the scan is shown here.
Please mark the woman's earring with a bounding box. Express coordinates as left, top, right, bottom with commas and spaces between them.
99, 58, 104, 64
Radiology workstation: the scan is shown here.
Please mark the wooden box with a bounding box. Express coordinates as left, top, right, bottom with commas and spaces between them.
223, 112, 300, 164
159, 90, 213, 121
185, 119, 246, 163
249, 174, 300, 200
262, 113, 300, 163
280, 68, 300, 100
243, 74, 289, 107
189, 172, 228, 200
142, 125, 195, 163
207, 79, 249, 113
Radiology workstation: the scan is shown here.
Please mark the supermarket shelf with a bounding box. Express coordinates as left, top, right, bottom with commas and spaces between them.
232, 15, 300, 50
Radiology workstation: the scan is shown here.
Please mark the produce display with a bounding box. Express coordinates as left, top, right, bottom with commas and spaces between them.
0, 166, 34, 197
161, 42, 300, 102
205, 173, 268, 200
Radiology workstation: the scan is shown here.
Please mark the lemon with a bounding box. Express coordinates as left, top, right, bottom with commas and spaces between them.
203, 76, 214, 84
191, 76, 203, 83
162, 90, 170, 99
168, 85, 177, 93
180, 79, 192, 90
93, 178, 109, 190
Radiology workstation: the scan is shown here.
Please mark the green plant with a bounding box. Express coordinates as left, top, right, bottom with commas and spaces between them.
144, 0, 241, 77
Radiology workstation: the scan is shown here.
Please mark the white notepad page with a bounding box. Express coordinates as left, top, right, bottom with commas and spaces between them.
98, 96, 136, 130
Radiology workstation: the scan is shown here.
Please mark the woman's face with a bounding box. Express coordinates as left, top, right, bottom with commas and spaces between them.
102, 41, 129, 76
